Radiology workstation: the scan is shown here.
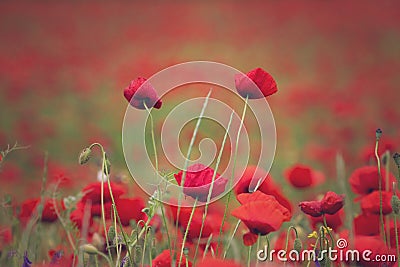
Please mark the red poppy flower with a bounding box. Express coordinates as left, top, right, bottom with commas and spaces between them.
152, 250, 191, 267
360, 191, 392, 215
234, 165, 293, 212
299, 191, 344, 217
115, 197, 146, 226
174, 163, 228, 202
284, 164, 324, 188
123, 77, 162, 109
232, 191, 290, 235
299, 201, 323, 217
310, 209, 344, 231
197, 258, 242, 267
320, 191, 345, 215
235, 68, 278, 99
354, 213, 380, 236
81, 182, 126, 204
349, 166, 395, 195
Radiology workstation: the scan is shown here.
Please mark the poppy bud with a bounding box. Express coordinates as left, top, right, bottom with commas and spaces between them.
79, 148, 91, 165
183, 247, 189, 256
294, 238, 303, 253
376, 128, 382, 141
80, 244, 98, 255
107, 226, 115, 243
391, 195, 400, 215
393, 152, 400, 167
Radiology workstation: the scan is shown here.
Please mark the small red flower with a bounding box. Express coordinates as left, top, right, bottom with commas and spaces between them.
360, 191, 392, 215
115, 197, 146, 226
174, 163, 228, 202
320, 191, 345, 215
152, 250, 191, 267
284, 164, 324, 188
235, 68, 278, 99
232, 191, 290, 235
349, 166, 395, 195
0, 226, 12, 251
243, 231, 258, 246
124, 77, 162, 109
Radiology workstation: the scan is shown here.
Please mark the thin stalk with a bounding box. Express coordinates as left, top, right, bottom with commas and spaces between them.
375, 139, 387, 245
394, 213, 400, 267
144, 101, 172, 262
322, 215, 335, 248
193, 111, 234, 264
179, 198, 198, 266
173, 90, 212, 259
216, 95, 248, 256
247, 245, 252, 267
284, 226, 298, 266
255, 234, 261, 267
223, 219, 241, 259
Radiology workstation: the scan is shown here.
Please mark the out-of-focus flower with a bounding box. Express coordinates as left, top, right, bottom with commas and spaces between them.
81, 182, 126, 205
235, 68, 278, 99
19, 199, 62, 224
234, 165, 293, 212
0, 226, 12, 252
23, 251, 32, 267
115, 197, 146, 226
152, 250, 191, 267
174, 163, 228, 202
354, 213, 380, 236
349, 166, 395, 195
360, 191, 392, 215
123, 77, 162, 109
232, 191, 290, 237
284, 164, 324, 188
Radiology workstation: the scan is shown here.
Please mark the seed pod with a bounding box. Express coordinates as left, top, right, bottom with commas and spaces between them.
79, 148, 91, 165
376, 128, 382, 140
80, 244, 98, 255
107, 226, 116, 244
392, 195, 400, 215
294, 238, 303, 253
393, 153, 400, 167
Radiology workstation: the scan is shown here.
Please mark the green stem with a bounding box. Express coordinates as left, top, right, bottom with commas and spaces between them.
216, 95, 248, 256
247, 244, 252, 267
255, 234, 261, 267
394, 213, 400, 267
193, 111, 234, 264
173, 90, 212, 259
375, 139, 387, 245
143, 101, 172, 262
322, 215, 335, 248
223, 219, 241, 259
284, 226, 298, 266
179, 198, 198, 266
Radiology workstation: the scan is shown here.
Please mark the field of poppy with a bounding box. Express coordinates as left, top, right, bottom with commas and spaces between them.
1, 1, 400, 267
